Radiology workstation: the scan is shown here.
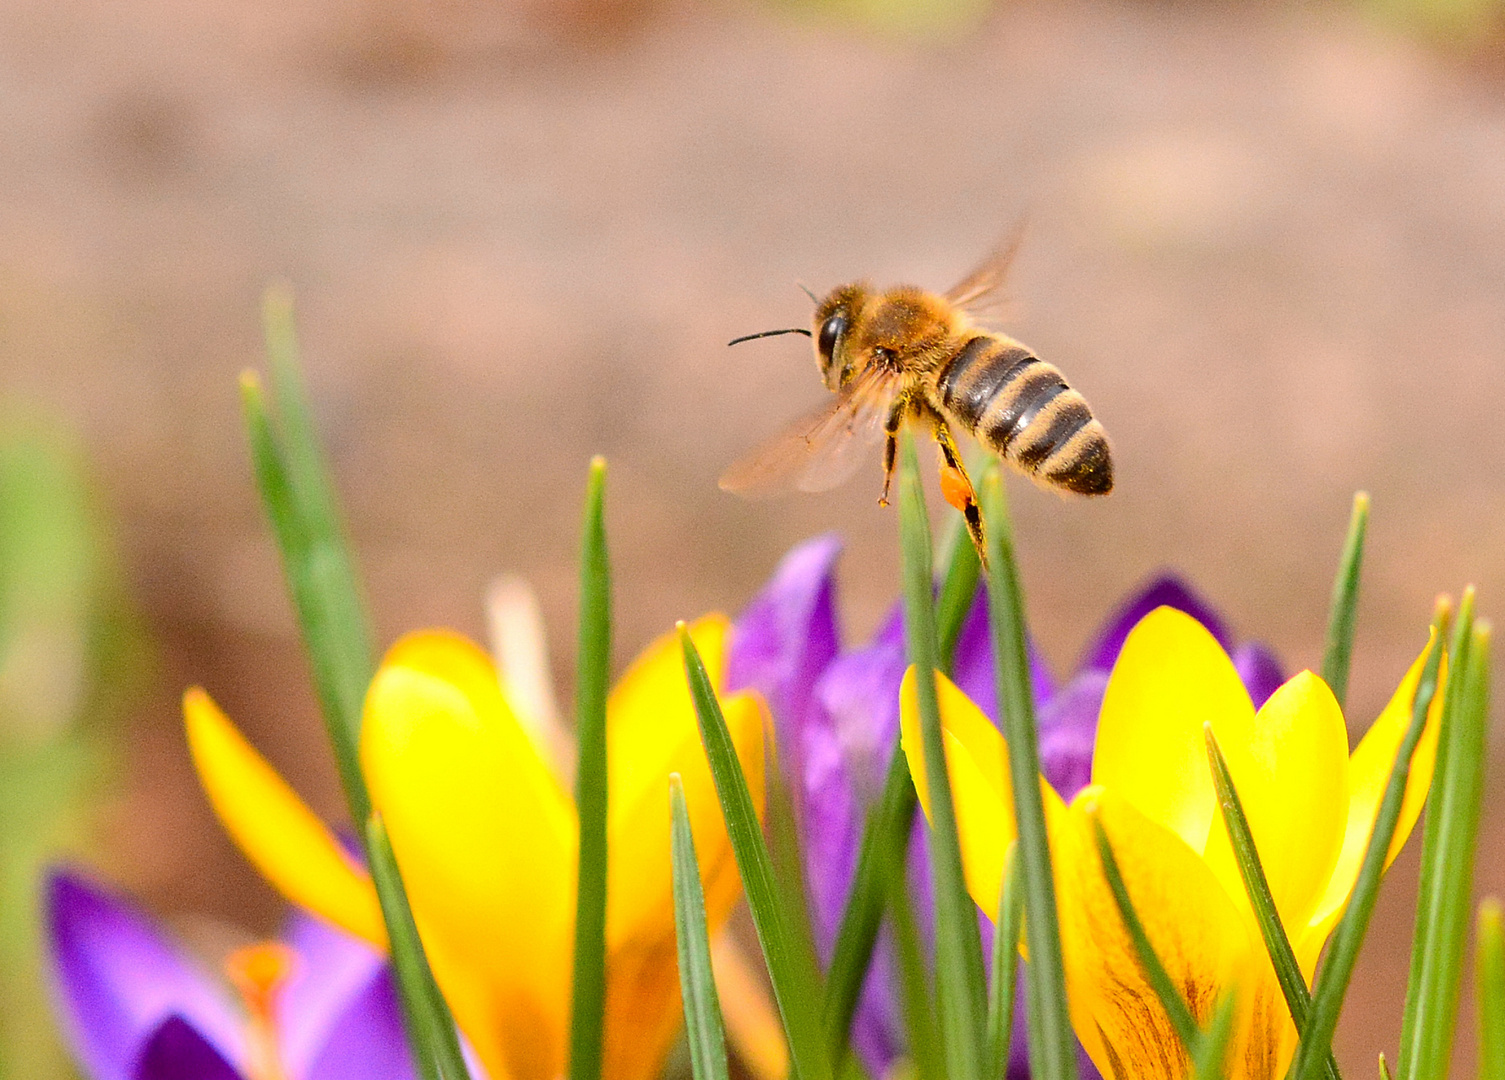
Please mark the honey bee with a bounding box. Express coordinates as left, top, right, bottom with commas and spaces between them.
720, 242, 1113, 555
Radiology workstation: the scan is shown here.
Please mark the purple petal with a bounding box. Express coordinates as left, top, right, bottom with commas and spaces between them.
1038, 670, 1108, 801
132, 1018, 244, 1080
276, 913, 393, 1078
812, 636, 908, 824
1233, 642, 1286, 709
728, 534, 844, 798
1081, 574, 1234, 675
46, 870, 244, 1080
799, 718, 864, 957
950, 589, 1056, 721
847, 933, 904, 1074
303, 969, 418, 1080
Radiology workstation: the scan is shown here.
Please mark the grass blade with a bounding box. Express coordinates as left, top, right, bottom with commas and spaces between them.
936, 524, 982, 673
1397, 590, 1472, 1077
1290, 602, 1448, 1080
1477, 899, 1505, 1080
897, 432, 987, 1080
243, 313, 470, 1078
256, 292, 376, 760
1089, 812, 1200, 1052
239, 372, 373, 821
979, 468, 1076, 1080
366, 813, 473, 1080
1399, 604, 1488, 1080
1321, 492, 1370, 711
890, 841, 945, 1080
1193, 992, 1240, 1080
672, 774, 732, 1080
821, 510, 981, 1062
680, 626, 831, 1080
984, 845, 1024, 1080
1203, 725, 1341, 1080
569, 458, 611, 1080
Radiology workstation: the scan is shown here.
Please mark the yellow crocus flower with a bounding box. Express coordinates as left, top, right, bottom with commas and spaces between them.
184, 614, 771, 1080
901, 606, 1444, 1080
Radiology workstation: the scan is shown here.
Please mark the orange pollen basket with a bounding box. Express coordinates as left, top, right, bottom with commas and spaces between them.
225, 942, 298, 1080
939, 463, 971, 513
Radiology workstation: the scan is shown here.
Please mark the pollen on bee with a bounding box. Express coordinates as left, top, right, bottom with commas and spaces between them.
939, 462, 971, 513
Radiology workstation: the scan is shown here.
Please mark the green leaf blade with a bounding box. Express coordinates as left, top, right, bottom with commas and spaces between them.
1291, 602, 1449, 1080
1399, 605, 1489, 1080
366, 813, 473, 1080
679, 627, 831, 1080
984, 846, 1024, 1080
569, 458, 612, 1080
897, 433, 986, 1080
1203, 725, 1341, 1080
978, 469, 1076, 1080
1477, 899, 1505, 1080
821, 506, 982, 1063
1089, 813, 1200, 1053
1321, 492, 1370, 711
239, 371, 371, 822
671, 774, 732, 1080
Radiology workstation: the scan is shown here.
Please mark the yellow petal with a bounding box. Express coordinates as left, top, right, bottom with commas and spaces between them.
607, 614, 728, 790
899, 666, 1066, 916
1093, 607, 1254, 855
362, 630, 577, 1080
1054, 786, 1253, 1080
1306, 630, 1447, 939
182, 688, 385, 946
1202, 671, 1350, 933
711, 934, 789, 1080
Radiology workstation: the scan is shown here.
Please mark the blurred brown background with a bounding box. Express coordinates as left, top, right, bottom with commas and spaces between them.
0, 0, 1502, 1070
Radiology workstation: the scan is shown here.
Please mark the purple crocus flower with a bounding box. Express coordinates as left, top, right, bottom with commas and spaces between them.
728, 535, 1285, 1079
45, 869, 416, 1080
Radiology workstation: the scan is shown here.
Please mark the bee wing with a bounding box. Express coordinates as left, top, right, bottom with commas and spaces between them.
945, 222, 1026, 317
719, 369, 902, 498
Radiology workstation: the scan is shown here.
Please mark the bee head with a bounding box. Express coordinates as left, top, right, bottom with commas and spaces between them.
812, 284, 869, 391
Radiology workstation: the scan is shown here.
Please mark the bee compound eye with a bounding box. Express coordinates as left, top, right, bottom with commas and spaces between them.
817, 314, 846, 359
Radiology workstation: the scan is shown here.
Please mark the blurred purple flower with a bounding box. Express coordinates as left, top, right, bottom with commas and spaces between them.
45, 869, 417, 1080
728, 536, 1285, 1078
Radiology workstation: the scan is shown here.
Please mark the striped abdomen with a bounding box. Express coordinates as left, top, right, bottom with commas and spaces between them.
936, 334, 1113, 495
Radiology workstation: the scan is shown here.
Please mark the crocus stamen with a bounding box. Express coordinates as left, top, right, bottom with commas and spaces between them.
225, 942, 297, 1080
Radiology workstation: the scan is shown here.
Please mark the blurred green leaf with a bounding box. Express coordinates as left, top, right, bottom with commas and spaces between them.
822, 507, 979, 1064
984, 845, 1023, 1080
244, 297, 470, 1080
671, 774, 732, 1080
889, 848, 943, 1080
1321, 492, 1369, 711
1193, 992, 1239, 1080
0, 415, 144, 1080
367, 813, 473, 1080
979, 468, 1076, 1080
570, 457, 611, 1080
898, 432, 986, 1080
1477, 899, 1505, 1080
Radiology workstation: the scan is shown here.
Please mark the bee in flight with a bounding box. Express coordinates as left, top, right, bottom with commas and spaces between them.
720, 242, 1113, 557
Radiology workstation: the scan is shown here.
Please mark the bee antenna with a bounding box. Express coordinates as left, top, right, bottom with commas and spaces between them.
796, 283, 819, 303
728, 328, 813, 346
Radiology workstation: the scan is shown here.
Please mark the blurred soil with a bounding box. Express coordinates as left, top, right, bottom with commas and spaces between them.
1, 0, 1503, 1070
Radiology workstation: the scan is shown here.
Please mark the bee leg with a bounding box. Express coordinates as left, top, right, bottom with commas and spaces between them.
878, 394, 909, 508
932, 416, 988, 566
